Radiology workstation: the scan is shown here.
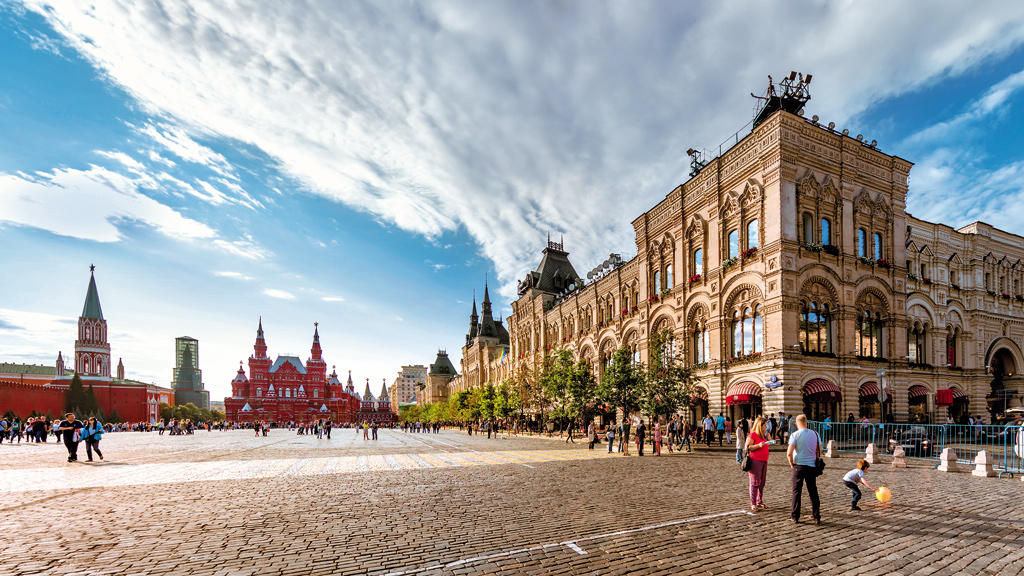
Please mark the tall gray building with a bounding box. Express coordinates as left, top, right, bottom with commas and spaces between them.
172, 336, 210, 409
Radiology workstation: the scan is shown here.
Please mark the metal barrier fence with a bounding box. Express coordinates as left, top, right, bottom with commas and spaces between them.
807, 421, 1024, 478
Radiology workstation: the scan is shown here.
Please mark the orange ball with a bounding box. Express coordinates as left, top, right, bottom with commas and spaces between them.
875, 487, 891, 503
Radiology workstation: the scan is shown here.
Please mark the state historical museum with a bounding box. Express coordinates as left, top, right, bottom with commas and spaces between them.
224, 320, 395, 424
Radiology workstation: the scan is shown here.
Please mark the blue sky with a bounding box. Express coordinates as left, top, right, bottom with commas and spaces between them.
2, 1, 1024, 399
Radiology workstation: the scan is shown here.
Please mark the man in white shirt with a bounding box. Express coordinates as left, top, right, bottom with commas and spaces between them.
787, 414, 822, 524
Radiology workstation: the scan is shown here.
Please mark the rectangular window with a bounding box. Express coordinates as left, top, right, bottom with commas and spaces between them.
985, 272, 990, 289
921, 263, 928, 279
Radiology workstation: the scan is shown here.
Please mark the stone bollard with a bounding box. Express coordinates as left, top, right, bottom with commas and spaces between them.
891, 446, 907, 468
972, 450, 996, 477
865, 443, 878, 464
826, 440, 838, 458
937, 447, 960, 472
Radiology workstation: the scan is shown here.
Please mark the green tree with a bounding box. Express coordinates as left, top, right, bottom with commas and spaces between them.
598, 346, 645, 421
478, 382, 497, 421
159, 402, 174, 422
542, 350, 597, 435
64, 373, 87, 414
84, 384, 101, 416
642, 329, 698, 425
106, 408, 122, 424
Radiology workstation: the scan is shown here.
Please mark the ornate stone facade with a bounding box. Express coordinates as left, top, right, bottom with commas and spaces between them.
500, 107, 1024, 424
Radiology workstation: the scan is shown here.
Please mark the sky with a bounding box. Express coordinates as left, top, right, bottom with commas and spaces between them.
2, 1, 1024, 400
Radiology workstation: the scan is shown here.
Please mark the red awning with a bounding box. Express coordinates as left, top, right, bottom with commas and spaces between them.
908, 385, 930, 399
691, 387, 709, 400
951, 387, 968, 399
859, 381, 879, 397
726, 381, 761, 405
803, 378, 841, 402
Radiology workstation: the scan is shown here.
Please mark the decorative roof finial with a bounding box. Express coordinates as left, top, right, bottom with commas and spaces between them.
90, 264, 95, 274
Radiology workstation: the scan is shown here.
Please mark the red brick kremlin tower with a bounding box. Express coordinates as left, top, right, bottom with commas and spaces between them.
224, 320, 396, 423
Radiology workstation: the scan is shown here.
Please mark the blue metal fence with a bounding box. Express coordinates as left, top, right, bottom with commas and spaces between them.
807, 421, 1024, 477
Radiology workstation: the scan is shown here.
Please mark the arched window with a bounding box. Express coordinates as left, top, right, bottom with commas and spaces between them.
747, 220, 759, 250
285, 389, 291, 398
632, 291, 639, 308
856, 312, 885, 358
692, 322, 708, 364
732, 311, 742, 357
908, 323, 928, 364
693, 249, 703, 274
802, 213, 814, 244
256, 388, 263, 397
753, 305, 763, 353
653, 270, 661, 294
857, 229, 867, 257
947, 327, 958, 368
731, 307, 762, 357
728, 230, 739, 259
313, 389, 319, 399
821, 218, 831, 246
800, 302, 832, 353
873, 233, 882, 260
665, 265, 673, 289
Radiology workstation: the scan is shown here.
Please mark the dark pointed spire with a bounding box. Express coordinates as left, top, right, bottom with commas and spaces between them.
313, 321, 320, 343
257, 317, 264, 339
81, 266, 104, 320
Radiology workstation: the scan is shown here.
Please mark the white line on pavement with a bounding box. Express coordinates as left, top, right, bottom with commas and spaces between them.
383, 510, 753, 576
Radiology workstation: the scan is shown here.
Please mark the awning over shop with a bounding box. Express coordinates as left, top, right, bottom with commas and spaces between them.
856, 381, 888, 399
690, 387, 709, 401
803, 378, 841, 402
908, 385, 930, 399
726, 381, 762, 405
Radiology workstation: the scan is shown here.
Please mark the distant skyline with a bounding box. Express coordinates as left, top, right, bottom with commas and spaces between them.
3, 1, 1024, 399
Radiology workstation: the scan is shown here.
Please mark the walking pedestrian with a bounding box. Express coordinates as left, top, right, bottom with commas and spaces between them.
680, 419, 692, 452
606, 425, 615, 453
58, 413, 84, 463
587, 421, 596, 450
744, 416, 772, 511
619, 418, 631, 456
636, 419, 646, 456
735, 417, 749, 463
371, 422, 378, 440
82, 417, 104, 461
787, 414, 823, 524
702, 414, 714, 447
653, 422, 662, 456
724, 416, 733, 444
716, 413, 725, 446
325, 419, 332, 439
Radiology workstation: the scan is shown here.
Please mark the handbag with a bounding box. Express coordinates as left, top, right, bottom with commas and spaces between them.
740, 450, 753, 471
813, 431, 826, 476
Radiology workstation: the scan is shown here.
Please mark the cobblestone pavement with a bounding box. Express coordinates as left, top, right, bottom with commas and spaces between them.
1, 429, 1023, 575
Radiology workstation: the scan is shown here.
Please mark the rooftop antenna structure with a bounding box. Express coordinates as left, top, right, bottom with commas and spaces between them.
751, 71, 812, 129
686, 148, 709, 178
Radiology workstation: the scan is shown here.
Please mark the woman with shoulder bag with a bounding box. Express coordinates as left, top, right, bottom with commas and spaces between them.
744, 415, 772, 511
82, 417, 105, 461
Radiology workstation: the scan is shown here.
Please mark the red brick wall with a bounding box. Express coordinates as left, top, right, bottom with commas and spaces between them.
0, 380, 65, 418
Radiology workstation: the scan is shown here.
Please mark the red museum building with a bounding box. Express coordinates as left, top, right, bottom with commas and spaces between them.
224, 320, 396, 424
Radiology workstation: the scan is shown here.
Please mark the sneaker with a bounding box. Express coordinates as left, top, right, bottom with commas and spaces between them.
814, 518, 822, 525
851, 505, 861, 511
789, 518, 799, 524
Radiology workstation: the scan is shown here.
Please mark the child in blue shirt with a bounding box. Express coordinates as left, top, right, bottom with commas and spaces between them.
842, 459, 876, 511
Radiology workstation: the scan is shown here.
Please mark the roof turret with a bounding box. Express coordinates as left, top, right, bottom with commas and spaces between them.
363, 378, 375, 401
81, 265, 104, 320
380, 379, 389, 400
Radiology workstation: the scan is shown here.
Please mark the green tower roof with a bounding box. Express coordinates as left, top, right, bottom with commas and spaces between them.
81, 266, 104, 320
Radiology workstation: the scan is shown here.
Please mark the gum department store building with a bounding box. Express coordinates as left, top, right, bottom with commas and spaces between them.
454, 77, 1024, 424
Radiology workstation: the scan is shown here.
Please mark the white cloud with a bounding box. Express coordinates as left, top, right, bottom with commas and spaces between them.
0, 166, 216, 242
0, 309, 76, 363
263, 289, 296, 300
21, 0, 1024, 299
212, 235, 270, 260
95, 150, 146, 172
138, 122, 235, 178
322, 296, 344, 302
905, 67, 1024, 145
214, 271, 254, 281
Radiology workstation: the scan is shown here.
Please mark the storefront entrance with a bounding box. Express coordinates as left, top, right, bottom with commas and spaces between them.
725, 381, 762, 423
802, 379, 841, 421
